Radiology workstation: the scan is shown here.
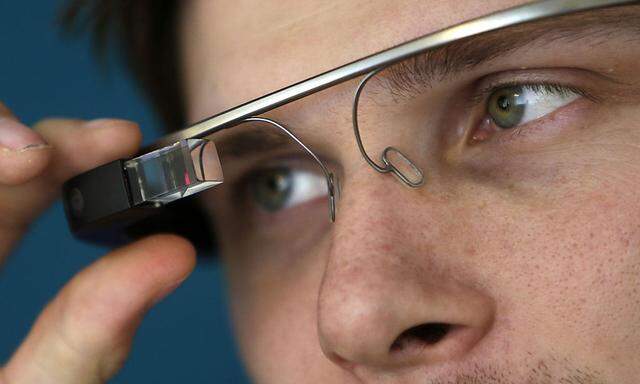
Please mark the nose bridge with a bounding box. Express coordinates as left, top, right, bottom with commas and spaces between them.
328, 173, 423, 292
331, 171, 420, 265
330, 165, 442, 263
318, 174, 421, 360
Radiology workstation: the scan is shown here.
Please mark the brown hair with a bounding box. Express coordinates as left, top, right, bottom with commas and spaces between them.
60, 0, 183, 132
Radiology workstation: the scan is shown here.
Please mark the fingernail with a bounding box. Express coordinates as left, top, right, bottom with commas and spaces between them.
0, 117, 47, 150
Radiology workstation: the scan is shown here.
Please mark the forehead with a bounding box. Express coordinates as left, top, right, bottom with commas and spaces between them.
180, 0, 527, 120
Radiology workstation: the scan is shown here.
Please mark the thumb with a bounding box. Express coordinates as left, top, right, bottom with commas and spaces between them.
1, 235, 196, 384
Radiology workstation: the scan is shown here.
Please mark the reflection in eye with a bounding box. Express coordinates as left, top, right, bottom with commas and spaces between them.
248, 166, 327, 212
487, 84, 580, 129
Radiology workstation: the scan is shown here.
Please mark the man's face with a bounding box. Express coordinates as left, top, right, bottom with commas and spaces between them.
180, 1, 640, 383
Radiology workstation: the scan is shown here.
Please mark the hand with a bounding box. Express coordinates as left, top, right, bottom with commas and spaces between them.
0, 102, 196, 384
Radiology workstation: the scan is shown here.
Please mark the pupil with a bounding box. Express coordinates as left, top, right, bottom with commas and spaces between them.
251, 168, 293, 212
268, 174, 287, 194
497, 95, 510, 111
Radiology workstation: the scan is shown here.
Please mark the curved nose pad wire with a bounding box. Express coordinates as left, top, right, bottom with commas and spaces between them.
240, 117, 338, 222
352, 68, 425, 188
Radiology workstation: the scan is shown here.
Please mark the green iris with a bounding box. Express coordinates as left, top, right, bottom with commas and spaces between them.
249, 167, 293, 212
487, 85, 526, 129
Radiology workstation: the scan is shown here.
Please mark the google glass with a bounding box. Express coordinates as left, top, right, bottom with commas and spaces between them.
62, 0, 639, 248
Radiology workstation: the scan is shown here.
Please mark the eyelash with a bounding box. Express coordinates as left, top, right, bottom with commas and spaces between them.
470, 80, 596, 107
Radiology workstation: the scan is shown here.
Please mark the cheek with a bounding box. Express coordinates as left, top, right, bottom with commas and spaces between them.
471, 153, 640, 365
222, 236, 343, 381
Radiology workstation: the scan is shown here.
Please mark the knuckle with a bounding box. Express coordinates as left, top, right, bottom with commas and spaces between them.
0, 146, 52, 186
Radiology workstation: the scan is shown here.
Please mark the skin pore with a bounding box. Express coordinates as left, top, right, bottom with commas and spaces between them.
180, 1, 640, 383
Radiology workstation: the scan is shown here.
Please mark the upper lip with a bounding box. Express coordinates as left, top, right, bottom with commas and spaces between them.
349, 357, 506, 384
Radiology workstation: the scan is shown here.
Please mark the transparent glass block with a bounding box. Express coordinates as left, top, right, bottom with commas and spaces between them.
125, 139, 224, 205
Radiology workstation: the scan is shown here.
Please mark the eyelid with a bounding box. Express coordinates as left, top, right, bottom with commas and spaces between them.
224, 148, 333, 178
234, 152, 334, 193
242, 155, 328, 180
467, 69, 603, 107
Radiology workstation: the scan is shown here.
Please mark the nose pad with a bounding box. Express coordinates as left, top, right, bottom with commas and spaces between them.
381, 146, 424, 188
317, 177, 495, 373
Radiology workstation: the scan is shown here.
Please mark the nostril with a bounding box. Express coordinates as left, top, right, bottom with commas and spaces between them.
390, 323, 451, 352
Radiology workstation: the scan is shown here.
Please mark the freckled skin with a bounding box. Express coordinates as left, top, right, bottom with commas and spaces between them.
181, 1, 640, 383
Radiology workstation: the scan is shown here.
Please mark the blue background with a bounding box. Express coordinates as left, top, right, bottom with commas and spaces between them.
0, 1, 250, 382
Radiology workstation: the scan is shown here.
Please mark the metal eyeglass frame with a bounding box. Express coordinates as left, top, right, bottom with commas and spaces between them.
62, 0, 638, 241
154, 0, 637, 204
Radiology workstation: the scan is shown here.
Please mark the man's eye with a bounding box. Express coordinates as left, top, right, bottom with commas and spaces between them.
247, 166, 327, 212
486, 84, 580, 130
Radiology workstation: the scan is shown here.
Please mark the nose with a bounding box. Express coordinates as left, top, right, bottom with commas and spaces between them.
317, 177, 495, 374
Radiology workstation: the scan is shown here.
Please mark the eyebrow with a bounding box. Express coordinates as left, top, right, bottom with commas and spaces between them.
214, 5, 640, 158
381, 5, 640, 94
212, 126, 296, 158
